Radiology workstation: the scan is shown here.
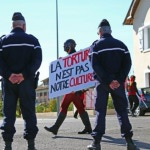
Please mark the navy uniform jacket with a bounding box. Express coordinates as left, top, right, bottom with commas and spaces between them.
0, 27, 42, 79
89, 33, 131, 85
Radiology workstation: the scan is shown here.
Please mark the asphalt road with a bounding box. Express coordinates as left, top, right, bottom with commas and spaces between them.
0, 114, 150, 150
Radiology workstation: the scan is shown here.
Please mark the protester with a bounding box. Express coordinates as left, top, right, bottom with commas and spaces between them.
0, 12, 42, 150
87, 19, 138, 150
74, 89, 88, 119
44, 39, 92, 135
127, 75, 140, 117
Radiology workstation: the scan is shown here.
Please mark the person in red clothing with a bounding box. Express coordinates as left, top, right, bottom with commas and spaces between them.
44, 39, 92, 135
127, 75, 140, 116
73, 89, 88, 119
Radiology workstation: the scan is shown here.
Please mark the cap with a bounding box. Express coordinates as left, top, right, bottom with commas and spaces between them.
12, 12, 25, 21
98, 19, 110, 28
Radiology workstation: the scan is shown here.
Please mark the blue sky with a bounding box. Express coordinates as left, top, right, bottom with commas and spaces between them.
0, 0, 133, 82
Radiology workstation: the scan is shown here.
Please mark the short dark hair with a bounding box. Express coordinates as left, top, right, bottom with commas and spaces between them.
64, 39, 76, 52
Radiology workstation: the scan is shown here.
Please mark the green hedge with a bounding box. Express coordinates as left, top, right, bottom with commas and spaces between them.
107, 96, 114, 109
35, 99, 73, 113
35, 96, 114, 113
0, 95, 114, 117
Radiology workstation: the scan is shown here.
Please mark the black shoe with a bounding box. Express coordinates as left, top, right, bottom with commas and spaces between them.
125, 137, 139, 150
74, 111, 78, 119
127, 143, 139, 150
78, 127, 92, 134
129, 110, 136, 117
74, 114, 78, 119
3, 141, 12, 150
27, 148, 37, 150
3, 147, 12, 150
44, 126, 58, 135
27, 139, 37, 150
87, 143, 101, 150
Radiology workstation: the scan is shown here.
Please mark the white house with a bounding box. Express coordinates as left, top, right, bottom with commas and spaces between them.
123, 0, 150, 88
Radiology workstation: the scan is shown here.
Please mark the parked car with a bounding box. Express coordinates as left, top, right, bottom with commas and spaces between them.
127, 87, 150, 116
135, 87, 150, 116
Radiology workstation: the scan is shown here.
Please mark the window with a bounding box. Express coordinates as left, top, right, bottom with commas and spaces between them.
44, 92, 47, 96
40, 93, 43, 97
138, 24, 150, 52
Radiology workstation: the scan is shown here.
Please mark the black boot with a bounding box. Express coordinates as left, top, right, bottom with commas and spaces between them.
74, 110, 78, 119
44, 112, 66, 135
78, 111, 92, 134
125, 137, 138, 150
87, 139, 101, 150
27, 139, 37, 150
3, 141, 12, 150
130, 110, 136, 117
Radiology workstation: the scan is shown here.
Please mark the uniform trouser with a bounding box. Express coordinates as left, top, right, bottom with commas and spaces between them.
91, 82, 133, 140
128, 95, 139, 112
60, 93, 85, 115
0, 78, 38, 142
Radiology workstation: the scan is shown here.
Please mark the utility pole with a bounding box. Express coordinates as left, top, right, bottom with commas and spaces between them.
56, 0, 60, 116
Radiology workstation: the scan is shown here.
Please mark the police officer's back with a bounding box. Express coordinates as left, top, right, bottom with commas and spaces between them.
0, 12, 42, 150
87, 19, 138, 150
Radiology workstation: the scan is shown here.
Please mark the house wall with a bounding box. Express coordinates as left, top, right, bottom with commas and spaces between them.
36, 87, 49, 104
132, 0, 150, 88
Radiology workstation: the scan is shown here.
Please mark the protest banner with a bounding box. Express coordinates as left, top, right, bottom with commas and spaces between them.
49, 47, 96, 99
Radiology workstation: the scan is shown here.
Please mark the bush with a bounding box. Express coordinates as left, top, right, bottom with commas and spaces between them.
36, 104, 45, 113
35, 99, 58, 113
68, 102, 73, 111
35, 98, 74, 113
107, 95, 114, 109
49, 99, 57, 112
36, 103, 50, 113
48, 98, 73, 112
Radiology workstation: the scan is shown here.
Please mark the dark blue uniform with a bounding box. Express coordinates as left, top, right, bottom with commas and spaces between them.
89, 33, 133, 140
0, 27, 42, 142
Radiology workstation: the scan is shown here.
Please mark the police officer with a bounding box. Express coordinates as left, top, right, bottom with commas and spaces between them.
0, 12, 42, 150
44, 39, 92, 135
87, 19, 138, 150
